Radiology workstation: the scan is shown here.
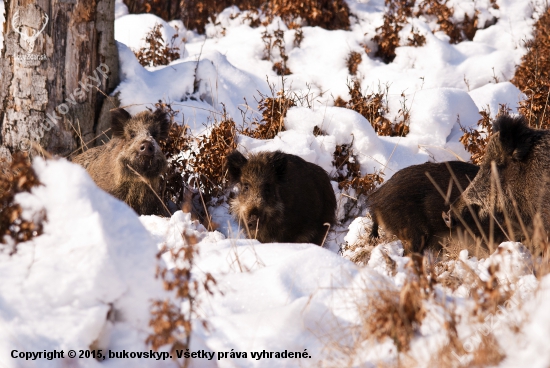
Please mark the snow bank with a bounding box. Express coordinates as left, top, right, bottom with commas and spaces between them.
1, 156, 547, 367
0, 159, 166, 367
112, 0, 535, 179
2, 0, 548, 367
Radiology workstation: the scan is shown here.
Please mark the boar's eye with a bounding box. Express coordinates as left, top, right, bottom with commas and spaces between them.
242, 183, 250, 193
129, 131, 136, 139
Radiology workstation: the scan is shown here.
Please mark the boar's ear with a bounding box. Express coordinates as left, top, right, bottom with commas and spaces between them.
494, 114, 535, 161
226, 150, 247, 183
110, 108, 132, 137
152, 108, 170, 140
270, 151, 288, 181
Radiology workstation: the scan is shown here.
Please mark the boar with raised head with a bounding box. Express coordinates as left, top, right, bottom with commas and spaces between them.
445, 114, 550, 243
226, 150, 337, 245
368, 161, 481, 253
72, 108, 169, 216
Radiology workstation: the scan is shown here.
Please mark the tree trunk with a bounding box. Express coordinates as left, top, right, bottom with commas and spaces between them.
0, 0, 119, 157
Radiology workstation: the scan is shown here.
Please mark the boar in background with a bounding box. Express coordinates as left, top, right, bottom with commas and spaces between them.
73, 108, 169, 216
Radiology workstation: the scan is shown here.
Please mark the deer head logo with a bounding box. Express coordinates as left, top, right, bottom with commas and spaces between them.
12, 10, 49, 54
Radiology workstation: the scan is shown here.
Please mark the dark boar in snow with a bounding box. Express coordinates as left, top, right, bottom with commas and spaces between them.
368, 161, 480, 253
445, 114, 550, 244
72, 108, 169, 216
226, 150, 337, 245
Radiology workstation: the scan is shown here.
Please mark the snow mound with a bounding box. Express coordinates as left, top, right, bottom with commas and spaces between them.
0, 158, 164, 365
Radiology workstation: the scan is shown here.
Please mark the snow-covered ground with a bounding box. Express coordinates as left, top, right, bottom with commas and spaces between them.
2, 0, 550, 367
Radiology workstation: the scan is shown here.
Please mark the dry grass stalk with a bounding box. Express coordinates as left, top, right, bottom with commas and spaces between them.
343, 217, 396, 266
344, 257, 432, 357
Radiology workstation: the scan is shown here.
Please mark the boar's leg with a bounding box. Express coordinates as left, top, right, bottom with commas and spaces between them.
411, 234, 428, 254
369, 221, 380, 240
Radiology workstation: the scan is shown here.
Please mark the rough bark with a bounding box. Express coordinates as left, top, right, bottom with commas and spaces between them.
0, 0, 119, 156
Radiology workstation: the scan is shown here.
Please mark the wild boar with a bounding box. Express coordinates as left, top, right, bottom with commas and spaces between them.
226, 150, 337, 245
72, 108, 169, 216
368, 161, 480, 253
445, 114, 550, 244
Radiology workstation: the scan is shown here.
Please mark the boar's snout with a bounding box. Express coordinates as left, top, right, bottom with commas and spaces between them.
139, 140, 155, 156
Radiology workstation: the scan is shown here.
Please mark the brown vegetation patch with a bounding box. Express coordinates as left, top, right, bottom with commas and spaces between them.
240, 84, 296, 139
335, 79, 410, 136
332, 141, 384, 197
360, 258, 431, 352
123, 0, 181, 21
459, 104, 511, 165
407, 26, 426, 46
191, 115, 238, 200
147, 233, 217, 361
372, 0, 415, 64
156, 103, 192, 209
470, 333, 506, 367
346, 51, 362, 76
417, 0, 479, 44
512, 8, 550, 129
0, 152, 45, 255
373, 0, 495, 63
313, 125, 327, 136
264, 0, 350, 30
155, 102, 237, 217
125, 0, 349, 34
156, 82, 297, 216
262, 28, 292, 75
134, 23, 181, 67
293, 28, 304, 47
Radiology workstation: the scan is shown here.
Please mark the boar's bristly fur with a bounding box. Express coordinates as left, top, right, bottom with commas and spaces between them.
369, 161, 481, 254
72, 108, 169, 216
226, 150, 337, 245
447, 114, 550, 244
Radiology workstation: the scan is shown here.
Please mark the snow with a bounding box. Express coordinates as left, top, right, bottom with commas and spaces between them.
112, 0, 536, 176
1, 161, 548, 367
2, 0, 550, 367
469, 82, 525, 117
0, 158, 166, 367
115, 0, 129, 19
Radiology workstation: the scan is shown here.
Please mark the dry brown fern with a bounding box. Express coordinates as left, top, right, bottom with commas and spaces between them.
0, 152, 45, 255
